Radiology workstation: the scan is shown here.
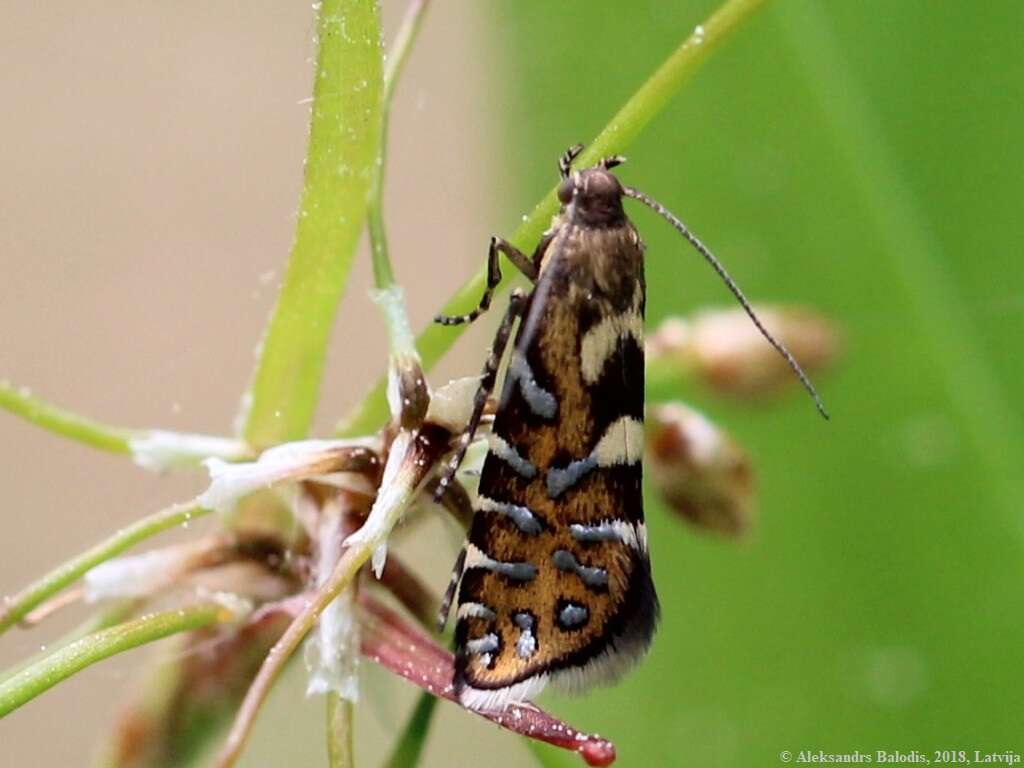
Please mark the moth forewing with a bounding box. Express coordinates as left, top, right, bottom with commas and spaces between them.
437, 159, 659, 711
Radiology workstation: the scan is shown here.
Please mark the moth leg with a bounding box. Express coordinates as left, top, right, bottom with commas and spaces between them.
600, 154, 626, 170
433, 287, 527, 503
437, 544, 467, 632
435, 237, 536, 327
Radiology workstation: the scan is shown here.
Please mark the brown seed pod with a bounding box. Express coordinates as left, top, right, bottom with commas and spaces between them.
649, 306, 839, 400
646, 402, 756, 538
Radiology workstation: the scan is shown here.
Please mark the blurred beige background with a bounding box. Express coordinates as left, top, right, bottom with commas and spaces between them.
0, 2, 530, 765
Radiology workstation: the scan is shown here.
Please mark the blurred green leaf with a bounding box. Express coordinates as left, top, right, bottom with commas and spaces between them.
382, 693, 437, 768
242, 0, 383, 448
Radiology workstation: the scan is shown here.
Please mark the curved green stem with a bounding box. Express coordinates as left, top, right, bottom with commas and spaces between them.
0, 383, 254, 471
0, 501, 209, 635
368, 0, 432, 290
0, 600, 141, 685
337, 0, 770, 436
0, 381, 136, 454
0, 603, 227, 718
366, 0, 433, 361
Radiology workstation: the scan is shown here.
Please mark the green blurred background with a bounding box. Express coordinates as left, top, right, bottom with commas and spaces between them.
2, 1, 1023, 766
494, 0, 1024, 765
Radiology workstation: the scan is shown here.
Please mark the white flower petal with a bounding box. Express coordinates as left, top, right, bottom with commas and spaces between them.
84, 539, 222, 602
130, 431, 251, 473
198, 438, 377, 514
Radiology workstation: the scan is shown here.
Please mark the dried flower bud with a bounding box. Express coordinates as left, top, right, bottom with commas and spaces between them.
84, 538, 232, 602
389, 353, 430, 430
199, 438, 380, 514
129, 432, 254, 473
648, 306, 838, 399
646, 402, 755, 537
343, 423, 452, 577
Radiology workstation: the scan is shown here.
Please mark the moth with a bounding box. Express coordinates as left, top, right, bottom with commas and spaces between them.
434, 144, 826, 711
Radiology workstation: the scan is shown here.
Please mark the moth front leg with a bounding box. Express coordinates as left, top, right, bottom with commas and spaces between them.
433, 287, 527, 502
434, 237, 536, 326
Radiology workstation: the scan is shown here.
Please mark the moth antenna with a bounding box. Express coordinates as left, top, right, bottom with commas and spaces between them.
623, 185, 830, 420
559, 143, 585, 178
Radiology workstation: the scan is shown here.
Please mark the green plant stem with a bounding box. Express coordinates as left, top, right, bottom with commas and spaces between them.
0, 383, 253, 469
0, 600, 141, 685
337, 0, 770, 436
327, 693, 355, 768
0, 501, 209, 635
365, 0, 431, 361
0, 603, 226, 718
382, 693, 437, 768
241, 0, 383, 448
0, 381, 136, 454
368, 0, 432, 289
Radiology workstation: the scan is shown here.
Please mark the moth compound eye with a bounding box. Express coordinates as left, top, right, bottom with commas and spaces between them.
557, 178, 574, 204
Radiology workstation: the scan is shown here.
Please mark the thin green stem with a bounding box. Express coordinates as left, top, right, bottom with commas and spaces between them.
0, 382, 253, 469
382, 1, 430, 136
0, 501, 209, 635
0, 381, 136, 454
0, 603, 227, 718
337, 0, 769, 436
327, 693, 355, 768
366, 0, 432, 370
368, 0, 432, 289
0, 600, 141, 685
382, 693, 438, 768
241, 0, 383, 448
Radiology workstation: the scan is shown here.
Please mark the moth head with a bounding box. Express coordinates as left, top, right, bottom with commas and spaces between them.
558, 164, 627, 227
